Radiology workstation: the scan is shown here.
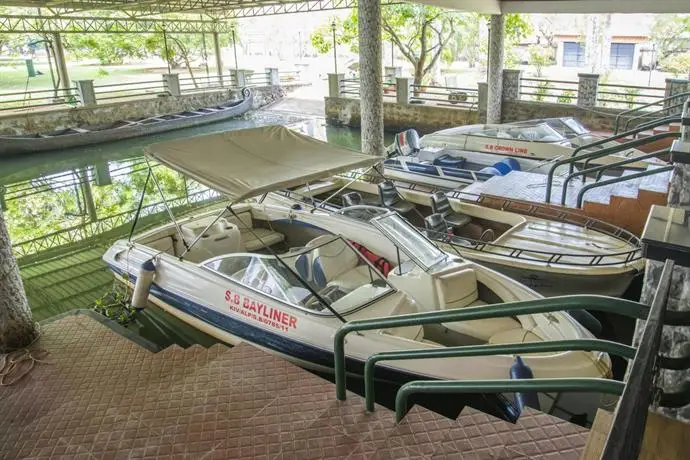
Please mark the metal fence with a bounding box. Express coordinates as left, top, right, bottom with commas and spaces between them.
410, 84, 479, 109
279, 70, 302, 85
520, 77, 579, 105
0, 86, 78, 111
93, 79, 169, 103
597, 82, 666, 109
178, 73, 236, 93
340, 78, 360, 98
245, 70, 270, 87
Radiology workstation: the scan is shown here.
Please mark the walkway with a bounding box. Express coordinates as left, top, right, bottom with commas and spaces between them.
0, 312, 590, 459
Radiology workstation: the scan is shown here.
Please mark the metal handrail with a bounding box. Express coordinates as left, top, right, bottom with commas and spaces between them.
583, 132, 679, 175
395, 379, 625, 422
559, 147, 672, 205
623, 101, 686, 132
614, 91, 690, 134
544, 124, 680, 203
364, 339, 635, 412
332, 294, 690, 401
601, 259, 674, 459
576, 165, 674, 208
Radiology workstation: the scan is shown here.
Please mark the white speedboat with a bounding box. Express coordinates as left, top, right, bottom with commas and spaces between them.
103, 126, 611, 419
384, 128, 576, 190
420, 117, 665, 169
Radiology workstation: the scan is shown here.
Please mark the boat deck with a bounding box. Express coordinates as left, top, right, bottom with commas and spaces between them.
0, 311, 591, 459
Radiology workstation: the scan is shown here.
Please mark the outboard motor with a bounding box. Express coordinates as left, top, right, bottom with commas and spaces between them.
131, 259, 156, 310
509, 355, 541, 412
392, 129, 421, 157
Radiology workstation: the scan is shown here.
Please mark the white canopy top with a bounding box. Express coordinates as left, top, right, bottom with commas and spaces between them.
146, 125, 377, 202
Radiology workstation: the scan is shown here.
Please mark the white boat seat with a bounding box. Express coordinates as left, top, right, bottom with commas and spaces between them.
435, 268, 479, 309
145, 236, 175, 255
224, 211, 285, 251
489, 328, 541, 344
312, 239, 370, 291
180, 219, 243, 262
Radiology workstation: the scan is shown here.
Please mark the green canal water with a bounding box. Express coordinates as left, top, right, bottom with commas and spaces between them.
1, 110, 392, 348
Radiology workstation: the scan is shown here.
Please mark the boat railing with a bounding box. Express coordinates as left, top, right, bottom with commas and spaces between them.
93, 79, 169, 103
334, 263, 690, 443
614, 91, 690, 134
576, 165, 675, 208
423, 226, 641, 267
559, 147, 674, 206
544, 121, 681, 203
0, 85, 78, 112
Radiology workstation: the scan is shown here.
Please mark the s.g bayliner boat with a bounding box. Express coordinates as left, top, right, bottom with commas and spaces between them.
419, 117, 666, 169
104, 126, 612, 420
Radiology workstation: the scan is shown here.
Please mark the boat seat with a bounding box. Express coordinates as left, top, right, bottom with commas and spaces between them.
489, 328, 541, 344
225, 211, 285, 251
430, 191, 471, 228
342, 192, 362, 207
312, 239, 370, 291
378, 181, 416, 215
180, 219, 243, 263
435, 268, 479, 309
145, 236, 175, 255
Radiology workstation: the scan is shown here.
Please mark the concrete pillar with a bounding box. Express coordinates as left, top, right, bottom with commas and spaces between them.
358, 0, 384, 155
486, 14, 505, 124
664, 78, 690, 116
212, 32, 224, 86
502, 69, 522, 102
232, 69, 248, 87
396, 77, 410, 104
328, 73, 344, 97
577, 73, 600, 108
266, 68, 280, 86
75, 80, 96, 107
78, 169, 97, 222
637, 105, 690, 422
51, 33, 71, 94
162, 74, 181, 96
477, 82, 488, 121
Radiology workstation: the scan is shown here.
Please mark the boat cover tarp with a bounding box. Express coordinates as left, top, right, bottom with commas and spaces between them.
145, 125, 377, 202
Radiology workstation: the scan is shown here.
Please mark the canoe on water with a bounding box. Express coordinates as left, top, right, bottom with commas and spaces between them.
0, 88, 253, 156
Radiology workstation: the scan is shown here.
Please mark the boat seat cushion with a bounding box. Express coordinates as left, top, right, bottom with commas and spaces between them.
443, 318, 523, 342
312, 239, 370, 290
433, 155, 466, 169
146, 236, 175, 255
435, 268, 478, 309
180, 220, 244, 262
328, 265, 372, 291
489, 328, 541, 344
241, 228, 285, 251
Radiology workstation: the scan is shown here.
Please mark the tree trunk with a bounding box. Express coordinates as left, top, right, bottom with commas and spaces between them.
413, 65, 424, 96
0, 208, 37, 352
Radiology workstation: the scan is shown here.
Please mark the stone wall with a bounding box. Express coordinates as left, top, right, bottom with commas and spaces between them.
325, 97, 478, 134
502, 100, 627, 132
0, 84, 303, 135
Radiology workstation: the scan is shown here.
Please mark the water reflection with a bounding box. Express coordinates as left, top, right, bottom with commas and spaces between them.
0, 110, 388, 346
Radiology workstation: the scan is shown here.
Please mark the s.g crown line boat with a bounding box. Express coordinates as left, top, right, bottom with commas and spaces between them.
104, 126, 612, 420
418, 117, 665, 170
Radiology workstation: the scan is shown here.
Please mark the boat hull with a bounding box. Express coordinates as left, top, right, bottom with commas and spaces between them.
0, 91, 253, 156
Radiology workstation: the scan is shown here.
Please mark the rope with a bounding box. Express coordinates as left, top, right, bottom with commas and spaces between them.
0, 324, 51, 386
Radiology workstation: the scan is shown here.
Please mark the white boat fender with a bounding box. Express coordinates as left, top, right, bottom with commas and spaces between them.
509, 355, 541, 412
567, 309, 602, 337
131, 259, 156, 310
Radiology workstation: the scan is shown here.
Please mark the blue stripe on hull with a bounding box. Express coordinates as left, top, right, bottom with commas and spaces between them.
109, 264, 518, 421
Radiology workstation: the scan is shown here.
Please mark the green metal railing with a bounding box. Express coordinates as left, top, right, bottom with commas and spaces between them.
544, 123, 680, 203
576, 165, 674, 208
622, 101, 687, 133
559, 147, 674, 205
363, 339, 634, 412
614, 92, 690, 134
333, 294, 690, 401
580, 132, 679, 172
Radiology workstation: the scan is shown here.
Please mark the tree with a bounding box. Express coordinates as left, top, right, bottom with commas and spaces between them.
66, 33, 148, 65
661, 51, 690, 78
0, 207, 37, 352
650, 15, 690, 61
528, 45, 553, 77
311, 5, 456, 87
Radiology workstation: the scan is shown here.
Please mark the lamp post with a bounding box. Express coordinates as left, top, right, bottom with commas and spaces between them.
331, 20, 338, 75
648, 44, 656, 87
231, 25, 239, 70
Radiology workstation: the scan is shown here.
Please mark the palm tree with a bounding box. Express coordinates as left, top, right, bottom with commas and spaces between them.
0, 208, 37, 352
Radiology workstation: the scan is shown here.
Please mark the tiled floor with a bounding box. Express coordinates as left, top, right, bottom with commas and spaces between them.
0, 312, 590, 459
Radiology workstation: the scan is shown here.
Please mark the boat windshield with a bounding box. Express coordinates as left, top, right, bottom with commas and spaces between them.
536, 118, 590, 138
468, 122, 564, 143
201, 236, 394, 315
371, 212, 448, 271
